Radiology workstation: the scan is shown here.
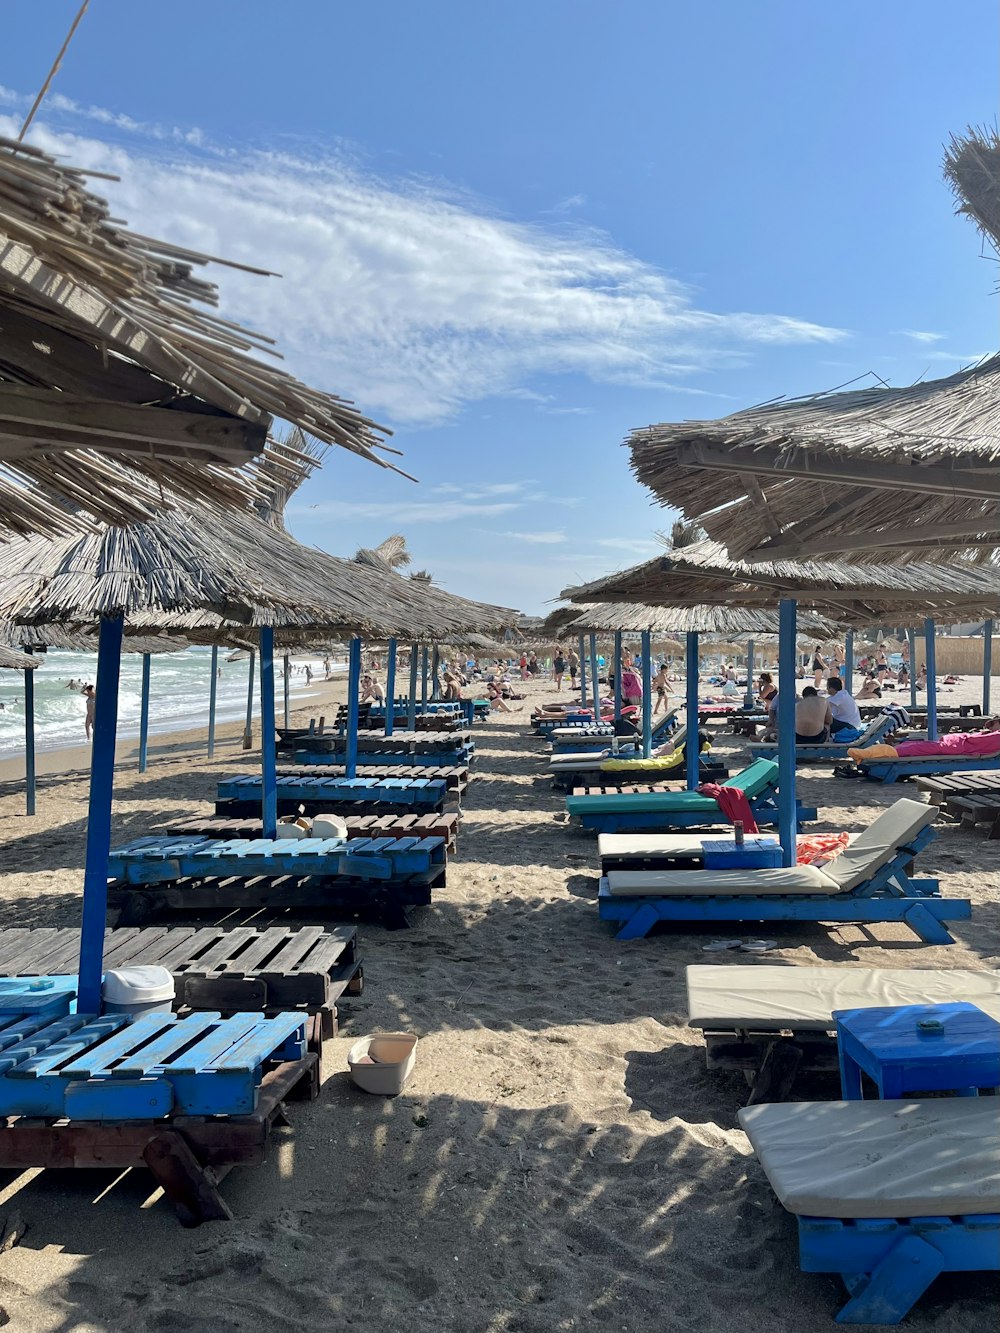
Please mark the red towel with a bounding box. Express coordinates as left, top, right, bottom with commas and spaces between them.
698, 783, 760, 833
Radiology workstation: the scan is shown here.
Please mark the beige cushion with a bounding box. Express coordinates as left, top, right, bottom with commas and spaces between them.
821, 797, 936, 892
605, 865, 836, 897
598, 832, 857, 861
686, 964, 1000, 1031
739, 1099, 1000, 1218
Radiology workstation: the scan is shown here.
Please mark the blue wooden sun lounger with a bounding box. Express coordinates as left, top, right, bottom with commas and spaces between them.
291, 746, 475, 768
549, 710, 676, 754
747, 712, 896, 764
566, 758, 815, 833
108, 834, 447, 886
596, 799, 969, 943
738, 1099, 1000, 1324
0, 978, 320, 1224
858, 750, 1000, 784
217, 774, 450, 813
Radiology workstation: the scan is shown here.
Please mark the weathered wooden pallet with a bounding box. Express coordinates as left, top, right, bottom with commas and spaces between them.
108, 835, 447, 885
0, 1008, 307, 1119
916, 772, 1000, 805
110, 867, 446, 928
942, 793, 1000, 838
0, 1048, 318, 1225
277, 762, 470, 791
285, 731, 474, 756
0, 926, 363, 1030
552, 761, 727, 791
166, 812, 459, 852
571, 783, 685, 797
216, 774, 450, 815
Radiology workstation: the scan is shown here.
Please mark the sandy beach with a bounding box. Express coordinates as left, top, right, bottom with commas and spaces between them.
0, 675, 996, 1331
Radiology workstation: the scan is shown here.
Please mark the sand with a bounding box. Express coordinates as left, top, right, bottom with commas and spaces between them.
0, 675, 997, 1331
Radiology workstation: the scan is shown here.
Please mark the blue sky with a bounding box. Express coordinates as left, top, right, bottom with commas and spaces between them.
4, 1, 998, 611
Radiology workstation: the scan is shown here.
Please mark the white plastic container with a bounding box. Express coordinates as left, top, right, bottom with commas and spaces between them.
102, 966, 175, 1017
312, 813, 348, 840
348, 1032, 418, 1095
276, 816, 311, 840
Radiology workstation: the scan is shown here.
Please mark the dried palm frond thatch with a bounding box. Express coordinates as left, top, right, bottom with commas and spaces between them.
627, 354, 1000, 562
546, 599, 837, 637
945, 125, 1000, 261
560, 540, 1000, 626
0, 643, 38, 669
0, 500, 519, 645
0, 135, 393, 538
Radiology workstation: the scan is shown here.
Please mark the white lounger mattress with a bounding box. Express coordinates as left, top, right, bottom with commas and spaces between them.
597, 832, 857, 860
738, 1099, 1000, 1218
606, 865, 837, 897
686, 964, 1000, 1030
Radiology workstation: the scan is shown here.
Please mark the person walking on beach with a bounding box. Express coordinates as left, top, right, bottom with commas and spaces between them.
305, 664, 313, 686
553, 648, 566, 692
568, 648, 579, 689
652, 662, 673, 716
811, 644, 827, 688
81, 684, 96, 741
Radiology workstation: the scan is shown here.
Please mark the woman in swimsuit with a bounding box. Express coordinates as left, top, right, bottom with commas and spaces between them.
811, 645, 827, 688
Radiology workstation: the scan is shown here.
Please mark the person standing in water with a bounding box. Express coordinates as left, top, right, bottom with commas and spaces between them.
82, 684, 96, 740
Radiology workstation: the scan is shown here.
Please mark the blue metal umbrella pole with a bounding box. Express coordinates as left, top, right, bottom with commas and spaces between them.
385, 638, 398, 737
259, 626, 278, 839
613, 631, 623, 719
77, 613, 125, 1015
925, 617, 938, 742
24, 646, 35, 817
420, 645, 429, 709
777, 598, 798, 868
345, 638, 362, 779
685, 631, 700, 791
641, 629, 653, 758
407, 643, 418, 730
579, 634, 588, 708
243, 650, 256, 750
589, 633, 600, 726
138, 652, 151, 774
907, 628, 917, 710
984, 619, 993, 716
207, 644, 219, 758
844, 629, 854, 695
431, 645, 440, 701
282, 653, 291, 730
744, 638, 755, 709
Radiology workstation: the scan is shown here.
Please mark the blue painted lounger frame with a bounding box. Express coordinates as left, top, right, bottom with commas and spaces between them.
798, 1214, 999, 1324
750, 713, 896, 764
291, 747, 474, 768
860, 753, 1000, 784
108, 834, 447, 886
596, 824, 970, 943
571, 790, 817, 834
218, 774, 449, 811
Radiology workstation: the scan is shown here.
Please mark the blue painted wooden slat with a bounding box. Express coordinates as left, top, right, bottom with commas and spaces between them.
65, 1077, 174, 1120
165, 1014, 265, 1075
3, 1015, 124, 1080
0, 1015, 93, 1073
210, 1012, 306, 1071
58, 1014, 178, 1078
114, 1011, 222, 1076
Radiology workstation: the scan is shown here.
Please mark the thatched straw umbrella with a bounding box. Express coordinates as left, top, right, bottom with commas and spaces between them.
0, 135, 394, 538
944, 125, 1000, 263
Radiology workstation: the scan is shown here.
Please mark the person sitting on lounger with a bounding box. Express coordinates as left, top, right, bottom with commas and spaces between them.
441, 669, 463, 701
620, 664, 643, 710
827, 676, 862, 735
360, 674, 386, 704
794, 686, 831, 743
856, 673, 882, 700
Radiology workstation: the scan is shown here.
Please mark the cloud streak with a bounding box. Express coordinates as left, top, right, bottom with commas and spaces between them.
1, 90, 847, 425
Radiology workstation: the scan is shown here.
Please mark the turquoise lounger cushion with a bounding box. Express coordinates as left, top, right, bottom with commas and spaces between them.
567, 758, 778, 815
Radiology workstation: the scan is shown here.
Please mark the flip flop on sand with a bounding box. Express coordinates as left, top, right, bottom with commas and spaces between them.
740, 939, 778, 954
701, 939, 742, 952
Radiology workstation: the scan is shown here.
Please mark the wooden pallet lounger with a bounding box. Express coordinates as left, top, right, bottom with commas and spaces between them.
215, 774, 451, 817
738, 1099, 1000, 1324
596, 799, 967, 943
685, 963, 1000, 1101
0, 984, 318, 1225
0, 925, 363, 1035
567, 758, 815, 833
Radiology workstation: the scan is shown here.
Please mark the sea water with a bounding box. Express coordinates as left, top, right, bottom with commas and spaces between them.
0, 647, 344, 760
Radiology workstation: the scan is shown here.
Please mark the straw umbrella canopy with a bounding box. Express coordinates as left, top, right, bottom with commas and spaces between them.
944, 125, 1000, 263
0, 643, 37, 669
561, 540, 1000, 625
0, 135, 393, 539
547, 599, 837, 637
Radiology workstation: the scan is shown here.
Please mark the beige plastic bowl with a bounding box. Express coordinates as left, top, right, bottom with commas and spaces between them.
348, 1031, 418, 1095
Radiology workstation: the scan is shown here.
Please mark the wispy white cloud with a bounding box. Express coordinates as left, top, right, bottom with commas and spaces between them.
500, 530, 567, 544
897, 330, 946, 344
0, 92, 848, 425
541, 405, 595, 416
288, 499, 520, 523
434, 481, 534, 499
